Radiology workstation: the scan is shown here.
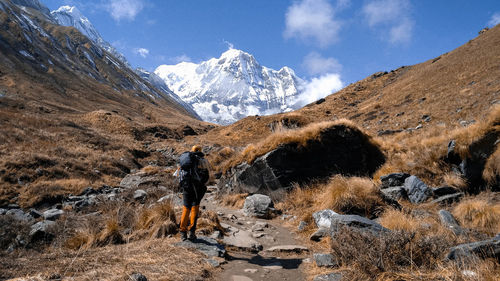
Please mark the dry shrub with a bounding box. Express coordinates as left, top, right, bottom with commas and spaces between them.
196, 210, 225, 235
220, 193, 248, 209
321, 176, 385, 218
140, 165, 162, 175
209, 146, 236, 173
96, 218, 124, 246
135, 201, 177, 237
453, 197, 500, 235
378, 209, 422, 233
330, 226, 454, 279
18, 178, 90, 208
483, 147, 500, 186
443, 172, 468, 190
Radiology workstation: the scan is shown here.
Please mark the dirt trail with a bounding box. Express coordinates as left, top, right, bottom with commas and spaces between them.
201, 187, 310, 281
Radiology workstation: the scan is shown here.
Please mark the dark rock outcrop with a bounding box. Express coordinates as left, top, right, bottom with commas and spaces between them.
380, 173, 410, 189
220, 124, 385, 194
446, 236, 500, 261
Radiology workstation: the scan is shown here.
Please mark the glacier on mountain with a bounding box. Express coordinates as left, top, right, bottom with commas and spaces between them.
155, 49, 305, 124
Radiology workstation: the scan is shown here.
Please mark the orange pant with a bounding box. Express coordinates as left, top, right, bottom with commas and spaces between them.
179, 205, 200, 232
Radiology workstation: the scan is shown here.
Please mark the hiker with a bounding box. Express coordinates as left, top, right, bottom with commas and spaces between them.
175, 145, 210, 241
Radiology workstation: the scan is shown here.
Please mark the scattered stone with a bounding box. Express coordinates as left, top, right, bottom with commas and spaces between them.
313, 209, 339, 229
157, 193, 182, 206
231, 275, 253, 281
210, 231, 223, 239
43, 209, 64, 221
431, 193, 464, 205
438, 210, 464, 235
243, 194, 274, 219
7, 204, 20, 209
377, 129, 403, 136
303, 258, 312, 263
226, 214, 237, 220
310, 227, 330, 241
252, 233, 265, 238
120, 173, 160, 189
446, 236, 500, 261
313, 272, 343, 281
403, 176, 432, 204
298, 221, 307, 231
264, 245, 309, 254
6, 209, 33, 221
174, 237, 226, 258
415, 124, 423, 130
263, 262, 283, 270
381, 186, 407, 201
314, 253, 338, 267
244, 269, 258, 274
29, 209, 42, 219
251, 222, 268, 232
0, 208, 6, 215
133, 189, 147, 202
432, 186, 460, 198
223, 228, 263, 253
380, 173, 410, 189
330, 214, 389, 238
205, 258, 221, 267
29, 220, 56, 242
129, 272, 147, 281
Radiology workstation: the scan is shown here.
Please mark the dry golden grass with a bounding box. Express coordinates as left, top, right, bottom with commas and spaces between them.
136, 201, 177, 233
1, 238, 212, 281
197, 210, 225, 235
281, 176, 386, 224
483, 146, 500, 185
220, 193, 248, 209
443, 172, 468, 190
18, 178, 90, 208
453, 197, 500, 235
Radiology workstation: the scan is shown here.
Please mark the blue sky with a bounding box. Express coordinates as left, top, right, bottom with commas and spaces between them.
43, 0, 500, 87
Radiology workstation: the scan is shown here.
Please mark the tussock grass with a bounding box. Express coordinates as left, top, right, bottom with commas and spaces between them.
18, 178, 90, 208
443, 172, 468, 190
197, 210, 225, 235
220, 193, 248, 209
453, 197, 500, 235
135, 201, 177, 235
282, 176, 386, 223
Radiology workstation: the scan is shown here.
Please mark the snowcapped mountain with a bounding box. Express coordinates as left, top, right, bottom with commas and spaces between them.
51, 5, 129, 66
155, 49, 304, 124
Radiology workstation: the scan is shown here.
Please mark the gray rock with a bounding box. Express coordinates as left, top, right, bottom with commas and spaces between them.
157, 193, 183, 206
330, 214, 389, 238
223, 228, 263, 253
210, 231, 223, 239
313, 272, 343, 281
380, 173, 411, 189
446, 236, 500, 261
6, 209, 33, 221
0, 208, 6, 215
133, 189, 147, 202
264, 245, 309, 253
313, 209, 339, 229
431, 193, 464, 205
7, 204, 20, 209
438, 210, 464, 235
432, 186, 460, 198
298, 221, 307, 231
29, 209, 43, 219
174, 236, 226, 258
129, 272, 147, 281
313, 253, 338, 267
43, 209, 64, 221
310, 227, 330, 241
204, 258, 221, 267
29, 220, 56, 241
243, 194, 274, 219
120, 173, 160, 189
381, 186, 407, 201
403, 176, 432, 204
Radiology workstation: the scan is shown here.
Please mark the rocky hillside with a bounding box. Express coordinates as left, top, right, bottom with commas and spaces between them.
0, 0, 211, 207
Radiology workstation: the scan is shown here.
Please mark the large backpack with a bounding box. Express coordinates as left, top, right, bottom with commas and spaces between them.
179, 151, 198, 171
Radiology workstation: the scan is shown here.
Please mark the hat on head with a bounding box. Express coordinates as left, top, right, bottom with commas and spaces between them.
191, 145, 202, 152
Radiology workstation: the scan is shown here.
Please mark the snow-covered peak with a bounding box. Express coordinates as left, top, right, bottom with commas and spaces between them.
154, 49, 304, 124
51, 5, 130, 66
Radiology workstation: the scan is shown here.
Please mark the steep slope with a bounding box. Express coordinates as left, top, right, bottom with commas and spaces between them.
155, 49, 304, 124
51, 5, 129, 66
201, 25, 500, 146
0, 0, 209, 206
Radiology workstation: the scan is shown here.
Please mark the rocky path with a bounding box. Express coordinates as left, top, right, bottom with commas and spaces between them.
201, 188, 310, 281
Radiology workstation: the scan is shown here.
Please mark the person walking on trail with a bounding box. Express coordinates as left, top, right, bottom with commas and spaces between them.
175, 145, 210, 241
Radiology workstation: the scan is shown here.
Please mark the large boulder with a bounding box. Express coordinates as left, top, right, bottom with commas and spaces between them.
243, 194, 274, 219
313, 209, 339, 229
329, 214, 389, 238
219, 124, 385, 194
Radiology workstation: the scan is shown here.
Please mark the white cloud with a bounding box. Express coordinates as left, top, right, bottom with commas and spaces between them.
295, 73, 344, 106
362, 0, 413, 44
303, 52, 342, 75
133, 47, 149, 58
284, 0, 344, 47
223, 40, 234, 50
105, 0, 145, 22
489, 12, 500, 27
171, 54, 192, 64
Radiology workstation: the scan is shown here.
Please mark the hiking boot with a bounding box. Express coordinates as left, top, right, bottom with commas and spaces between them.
187, 230, 197, 241
180, 231, 188, 241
